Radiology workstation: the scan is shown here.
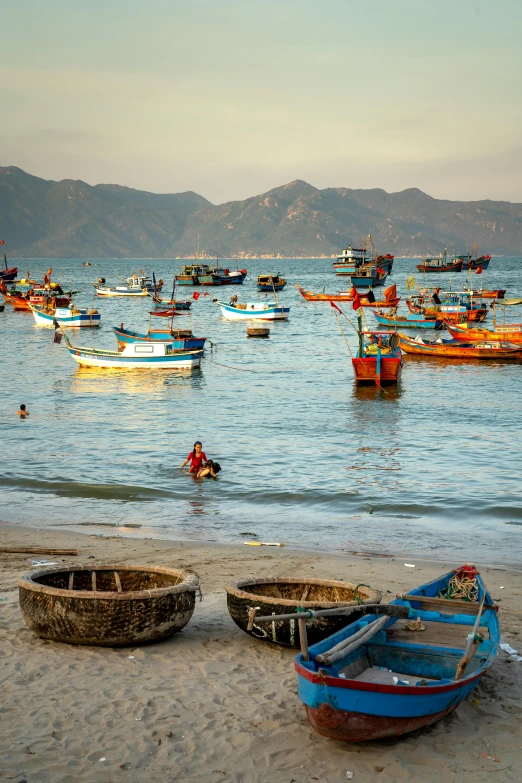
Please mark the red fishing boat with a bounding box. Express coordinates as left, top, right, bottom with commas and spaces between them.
352, 331, 402, 384
417, 250, 463, 274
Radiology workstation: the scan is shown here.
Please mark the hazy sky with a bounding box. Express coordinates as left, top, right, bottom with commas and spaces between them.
1, 0, 521, 203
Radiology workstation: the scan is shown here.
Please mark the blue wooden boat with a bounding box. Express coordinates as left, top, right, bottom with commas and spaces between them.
351, 264, 388, 290
257, 274, 287, 292
373, 309, 443, 330
113, 325, 206, 352
294, 566, 499, 742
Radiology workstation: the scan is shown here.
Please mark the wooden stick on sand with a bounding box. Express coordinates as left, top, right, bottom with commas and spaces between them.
0, 547, 78, 556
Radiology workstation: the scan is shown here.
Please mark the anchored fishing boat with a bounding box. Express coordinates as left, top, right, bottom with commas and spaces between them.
398, 333, 522, 360
333, 236, 394, 277
373, 309, 443, 330
176, 263, 247, 286
62, 334, 203, 370
289, 565, 499, 741
417, 250, 463, 274
257, 274, 287, 292
296, 283, 401, 308
113, 306, 206, 351
0, 253, 17, 283
31, 303, 101, 328
445, 321, 522, 343
333, 245, 368, 275
353, 331, 402, 384
216, 299, 290, 320
94, 273, 162, 297
454, 245, 492, 271
351, 264, 388, 290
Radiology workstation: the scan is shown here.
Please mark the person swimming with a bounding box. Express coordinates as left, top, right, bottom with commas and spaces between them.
180, 441, 207, 473
17, 404, 29, 419
196, 460, 221, 479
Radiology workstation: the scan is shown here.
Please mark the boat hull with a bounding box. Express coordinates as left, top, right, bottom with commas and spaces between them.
299, 668, 482, 742
68, 347, 202, 369
218, 302, 290, 320
297, 286, 400, 307
95, 286, 154, 297
352, 357, 402, 384
399, 334, 522, 359
0, 268, 18, 282
445, 322, 522, 343
32, 307, 101, 328
416, 261, 463, 273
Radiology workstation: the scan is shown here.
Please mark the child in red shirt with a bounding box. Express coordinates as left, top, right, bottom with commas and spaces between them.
180, 441, 207, 473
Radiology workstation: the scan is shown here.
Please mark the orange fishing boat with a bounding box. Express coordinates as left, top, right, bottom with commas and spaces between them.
444, 321, 522, 344
296, 284, 400, 308
398, 333, 522, 360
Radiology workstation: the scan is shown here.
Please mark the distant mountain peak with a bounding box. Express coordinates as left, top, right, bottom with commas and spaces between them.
0, 166, 519, 257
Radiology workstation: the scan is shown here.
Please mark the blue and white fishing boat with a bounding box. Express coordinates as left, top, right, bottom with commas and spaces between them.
94, 273, 163, 297
293, 565, 499, 742
30, 304, 101, 328
216, 300, 290, 320
63, 336, 202, 370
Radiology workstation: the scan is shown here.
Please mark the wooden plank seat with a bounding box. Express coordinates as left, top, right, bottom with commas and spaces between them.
386, 619, 489, 649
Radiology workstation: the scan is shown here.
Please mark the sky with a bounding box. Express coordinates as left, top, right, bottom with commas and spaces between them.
1, 0, 521, 204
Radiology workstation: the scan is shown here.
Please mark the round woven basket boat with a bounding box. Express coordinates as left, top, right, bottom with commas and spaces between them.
226, 577, 382, 647
19, 564, 200, 647
246, 327, 270, 338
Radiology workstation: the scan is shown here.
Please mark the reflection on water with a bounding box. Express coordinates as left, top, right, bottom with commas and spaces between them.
1, 257, 522, 565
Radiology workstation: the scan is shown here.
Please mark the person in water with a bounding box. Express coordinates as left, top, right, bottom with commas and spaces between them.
17, 404, 29, 418
197, 460, 221, 479
180, 441, 207, 473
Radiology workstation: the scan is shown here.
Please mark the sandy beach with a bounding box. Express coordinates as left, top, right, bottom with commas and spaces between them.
1, 523, 521, 783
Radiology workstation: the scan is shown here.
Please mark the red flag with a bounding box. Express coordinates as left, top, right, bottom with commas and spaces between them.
0, 240, 4, 245
351, 286, 362, 311
329, 300, 342, 313
47, 267, 52, 275
476, 266, 483, 274
193, 291, 200, 300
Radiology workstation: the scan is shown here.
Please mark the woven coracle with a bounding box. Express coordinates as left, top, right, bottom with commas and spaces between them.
226, 577, 382, 647
19, 564, 199, 647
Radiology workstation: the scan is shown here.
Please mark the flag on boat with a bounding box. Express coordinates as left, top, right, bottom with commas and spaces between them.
329, 300, 343, 313
53, 331, 63, 344
476, 266, 483, 274
351, 286, 362, 311
0, 240, 4, 245
193, 291, 200, 300
384, 284, 396, 301
47, 267, 52, 275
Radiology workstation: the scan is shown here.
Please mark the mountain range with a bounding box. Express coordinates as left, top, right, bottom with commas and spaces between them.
1, 166, 521, 258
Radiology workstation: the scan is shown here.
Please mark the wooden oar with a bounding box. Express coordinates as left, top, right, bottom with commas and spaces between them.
455, 592, 486, 681
0, 546, 77, 555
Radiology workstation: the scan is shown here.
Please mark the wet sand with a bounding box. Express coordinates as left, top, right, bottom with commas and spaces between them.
1, 523, 521, 782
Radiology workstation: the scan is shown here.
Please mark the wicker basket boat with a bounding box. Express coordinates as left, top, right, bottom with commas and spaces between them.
246, 327, 270, 338
226, 577, 382, 647
19, 564, 200, 647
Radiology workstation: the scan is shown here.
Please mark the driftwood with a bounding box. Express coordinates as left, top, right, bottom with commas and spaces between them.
0, 546, 78, 556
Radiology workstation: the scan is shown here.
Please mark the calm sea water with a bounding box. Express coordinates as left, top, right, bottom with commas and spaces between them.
1, 257, 521, 566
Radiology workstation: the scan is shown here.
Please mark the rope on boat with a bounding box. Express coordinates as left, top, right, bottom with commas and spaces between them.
440, 568, 479, 602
